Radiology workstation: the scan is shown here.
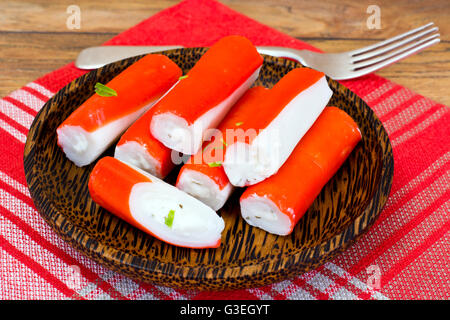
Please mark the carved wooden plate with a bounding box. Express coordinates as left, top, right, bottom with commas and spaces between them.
23, 48, 394, 290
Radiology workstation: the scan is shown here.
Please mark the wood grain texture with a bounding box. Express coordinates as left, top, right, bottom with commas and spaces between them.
23, 49, 394, 290
0, 0, 448, 105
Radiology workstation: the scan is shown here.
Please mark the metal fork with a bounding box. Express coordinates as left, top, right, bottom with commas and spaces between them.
75, 23, 440, 80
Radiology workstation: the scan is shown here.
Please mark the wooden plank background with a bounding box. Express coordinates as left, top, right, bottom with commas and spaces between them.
0, 0, 449, 105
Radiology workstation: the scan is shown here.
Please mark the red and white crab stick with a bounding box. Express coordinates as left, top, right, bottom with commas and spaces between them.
114, 108, 174, 179
176, 87, 269, 210
57, 54, 181, 166
150, 35, 263, 155
222, 67, 333, 187
89, 157, 225, 248
240, 107, 362, 236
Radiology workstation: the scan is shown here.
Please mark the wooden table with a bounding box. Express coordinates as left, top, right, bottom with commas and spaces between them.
1, 0, 449, 105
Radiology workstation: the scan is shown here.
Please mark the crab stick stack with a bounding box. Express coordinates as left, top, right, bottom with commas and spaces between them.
240, 107, 362, 236
150, 35, 263, 155
89, 157, 225, 248
176, 86, 268, 210
114, 108, 174, 179
222, 67, 333, 187
57, 54, 181, 166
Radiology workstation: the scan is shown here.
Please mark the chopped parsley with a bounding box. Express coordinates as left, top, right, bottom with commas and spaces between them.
207, 161, 222, 168
164, 210, 175, 228
220, 138, 228, 147
94, 82, 117, 97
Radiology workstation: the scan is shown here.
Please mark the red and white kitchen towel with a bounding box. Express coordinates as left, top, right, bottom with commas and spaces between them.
0, 0, 448, 300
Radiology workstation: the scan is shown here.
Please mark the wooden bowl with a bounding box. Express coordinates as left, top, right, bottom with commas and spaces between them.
23, 48, 394, 290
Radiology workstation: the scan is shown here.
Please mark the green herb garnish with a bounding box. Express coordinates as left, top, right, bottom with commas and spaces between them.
208, 161, 222, 168
95, 82, 117, 97
164, 210, 175, 228
179, 75, 188, 80
235, 122, 244, 126
220, 138, 228, 147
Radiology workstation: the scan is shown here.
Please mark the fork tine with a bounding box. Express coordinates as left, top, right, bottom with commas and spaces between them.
352, 34, 440, 70
352, 26, 438, 62
351, 22, 435, 56
349, 37, 440, 78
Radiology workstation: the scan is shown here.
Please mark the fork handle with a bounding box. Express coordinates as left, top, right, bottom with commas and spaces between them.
75, 45, 308, 69
75, 45, 185, 69
256, 46, 307, 65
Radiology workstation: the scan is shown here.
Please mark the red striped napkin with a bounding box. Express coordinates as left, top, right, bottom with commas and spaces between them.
1, 0, 448, 300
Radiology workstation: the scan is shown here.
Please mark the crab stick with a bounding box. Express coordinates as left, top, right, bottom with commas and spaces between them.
114, 108, 174, 179
150, 35, 263, 155
176, 86, 268, 210
89, 157, 225, 248
240, 107, 362, 235
57, 54, 181, 166
222, 67, 333, 187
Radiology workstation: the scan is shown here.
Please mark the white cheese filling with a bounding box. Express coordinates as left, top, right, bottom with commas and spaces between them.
128, 169, 225, 248
114, 141, 163, 178
57, 103, 153, 167
240, 194, 292, 236
223, 76, 333, 186
176, 169, 234, 211
150, 67, 261, 155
